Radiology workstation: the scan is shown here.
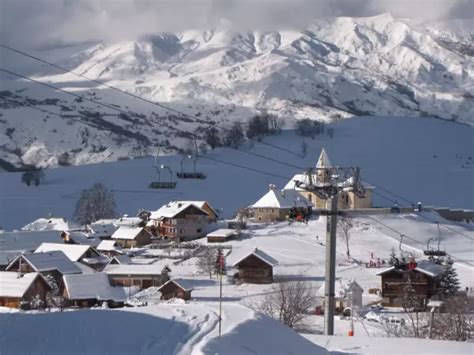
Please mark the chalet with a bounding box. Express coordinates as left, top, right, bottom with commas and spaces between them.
150, 201, 210, 241
0, 272, 52, 309
6, 251, 82, 285
284, 148, 374, 210
108, 255, 132, 265
376, 260, 444, 308
34, 243, 107, 270
104, 264, 171, 289
206, 229, 239, 243
110, 226, 152, 248
316, 279, 364, 313
87, 220, 119, 239
233, 248, 278, 284
62, 273, 126, 308
96, 240, 124, 257
251, 185, 313, 222
158, 279, 194, 301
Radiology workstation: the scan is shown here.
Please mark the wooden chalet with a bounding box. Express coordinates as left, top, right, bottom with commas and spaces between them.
6, 251, 82, 285
110, 226, 152, 248
62, 273, 126, 308
150, 201, 210, 241
233, 248, 278, 284
158, 279, 193, 300
0, 272, 52, 309
178, 201, 219, 222
376, 260, 444, 308
104, 264, 171, 289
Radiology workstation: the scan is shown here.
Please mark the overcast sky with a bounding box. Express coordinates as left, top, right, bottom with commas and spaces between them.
1, 0, 473, 48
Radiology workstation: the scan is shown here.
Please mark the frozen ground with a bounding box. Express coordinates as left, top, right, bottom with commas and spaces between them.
0, 116, 472, 231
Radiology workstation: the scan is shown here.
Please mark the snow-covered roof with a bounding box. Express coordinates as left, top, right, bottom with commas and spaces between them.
104, 263, 172, 276
150, 201, 208, 219
35, 243, 94, 262
251, 188, 313, 209
285, 174, 374, 191
63, 273, 126, 301
97, 240, 122, 252
7, 251, 82, 275
177, 201, 218, 215
206, 229, 237, 238
111, 226, 146, 240
376, 261, 444, 278
21, 218, 80, 232
63, 232, 100, 247
88, 220, 119, 237
0, 272, 50, 298
415, 260, 444, 277
316, 148, 332, 168
233, 248, 278, 267
158, 278, 194, 292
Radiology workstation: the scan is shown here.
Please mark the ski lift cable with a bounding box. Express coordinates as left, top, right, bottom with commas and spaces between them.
0, 67, 306, 173
0, 43, 301, 157
2, 57, 471, 242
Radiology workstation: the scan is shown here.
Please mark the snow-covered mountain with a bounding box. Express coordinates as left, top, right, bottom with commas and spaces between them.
1, 14, 473, 169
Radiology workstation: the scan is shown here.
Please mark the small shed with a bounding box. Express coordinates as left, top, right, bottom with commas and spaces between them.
233, 248, 278, 284
206, 229, 238, 243
158, 279, 194, 300
0, 272, 52, 309
110, 226, 152, 248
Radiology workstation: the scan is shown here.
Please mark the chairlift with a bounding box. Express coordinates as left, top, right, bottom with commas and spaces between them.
423, 222, 447, 257
176, 138, 206, 180
149, 152, 177, 189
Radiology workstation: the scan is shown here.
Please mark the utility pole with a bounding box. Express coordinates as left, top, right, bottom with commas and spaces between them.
324, 195, 338, 335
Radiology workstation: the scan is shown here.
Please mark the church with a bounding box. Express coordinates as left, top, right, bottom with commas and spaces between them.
284, 148, 374, 210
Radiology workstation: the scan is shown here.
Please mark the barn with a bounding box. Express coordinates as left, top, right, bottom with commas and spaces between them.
0, 272, 52, 309
158, 279, 194, 301
233, 248, 278, 284
376, 260, 444, 308
104, 264, 171, 289
110, 226, 152, 248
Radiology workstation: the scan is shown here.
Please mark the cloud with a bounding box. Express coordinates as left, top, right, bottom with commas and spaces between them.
0, 0, 472, 49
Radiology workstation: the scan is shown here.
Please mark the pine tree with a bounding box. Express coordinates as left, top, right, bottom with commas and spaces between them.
439, 258, 460, 296
388, 248, 397, 266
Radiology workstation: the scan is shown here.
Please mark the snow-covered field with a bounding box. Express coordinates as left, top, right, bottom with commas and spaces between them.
0, 116, 472, 231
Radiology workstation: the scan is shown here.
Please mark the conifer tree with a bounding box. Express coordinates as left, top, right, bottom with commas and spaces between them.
439, 258, 460, 296
388, 248, 397, 266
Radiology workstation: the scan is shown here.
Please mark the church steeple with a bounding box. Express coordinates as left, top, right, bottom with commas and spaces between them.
316, 148, 332, 184
316, 147, 332, 168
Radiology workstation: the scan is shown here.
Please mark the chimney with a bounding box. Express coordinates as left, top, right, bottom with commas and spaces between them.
269, 184, 275, 191
280, 189, 285, 197
178, 203, 182, 208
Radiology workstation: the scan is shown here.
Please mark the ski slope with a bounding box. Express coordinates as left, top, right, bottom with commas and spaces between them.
0, 115, 472, 231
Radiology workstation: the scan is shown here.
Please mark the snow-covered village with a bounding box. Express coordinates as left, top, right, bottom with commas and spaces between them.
0, 1, 473, 354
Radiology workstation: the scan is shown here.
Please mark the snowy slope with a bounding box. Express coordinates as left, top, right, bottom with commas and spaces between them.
0, 14, 473, 168
0, 116, 472, 231
0, 304, 335, 355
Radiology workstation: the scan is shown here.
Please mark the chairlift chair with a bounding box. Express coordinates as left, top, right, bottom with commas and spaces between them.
176, 138, 206, 180
149, 153, 177, 189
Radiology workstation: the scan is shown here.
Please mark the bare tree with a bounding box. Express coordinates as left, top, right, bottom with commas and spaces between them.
258, 280, 316, 329
197, 247, 217, 278
401, 275, 425, 338
338, 216, 353, 259
432, 296, 473, 341
204, 127, 221, 149
73, 183, 117, 225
